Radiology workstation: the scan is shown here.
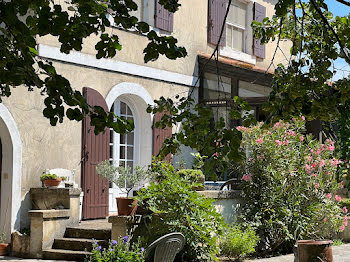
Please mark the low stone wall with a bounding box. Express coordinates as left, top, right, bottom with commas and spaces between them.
198, 190, 242, 224
29, 209, 70, 258
12, 188, 82, 259
109, 215, 142, 241
30, 187, 81, 226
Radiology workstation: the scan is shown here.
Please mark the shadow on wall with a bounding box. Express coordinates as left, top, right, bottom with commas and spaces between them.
19, 193, 31, 230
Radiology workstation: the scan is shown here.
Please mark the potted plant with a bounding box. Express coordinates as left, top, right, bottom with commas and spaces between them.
40, 173, 65, 187
96, 160, 148, 216
0, 233, 9, 256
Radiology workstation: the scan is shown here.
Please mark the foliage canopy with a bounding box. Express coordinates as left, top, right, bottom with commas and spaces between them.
0, 0, 185, 134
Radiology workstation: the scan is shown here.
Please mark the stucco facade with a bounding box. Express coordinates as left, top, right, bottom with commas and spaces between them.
0, 0, 291, 238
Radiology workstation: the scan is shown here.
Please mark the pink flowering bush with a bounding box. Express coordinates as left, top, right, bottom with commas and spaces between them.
238, 118, 349, 254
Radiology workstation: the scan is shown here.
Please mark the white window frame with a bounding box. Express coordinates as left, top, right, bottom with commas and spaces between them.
110, 97, 139, 170
220, 0, 257, 65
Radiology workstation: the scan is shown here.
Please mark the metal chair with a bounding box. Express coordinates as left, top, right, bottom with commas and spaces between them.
219, 178, 241, 190
145, 232, 185, 262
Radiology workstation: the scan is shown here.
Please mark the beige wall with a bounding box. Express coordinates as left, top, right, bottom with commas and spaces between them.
1, 60, 189, 228
37, 0, 290, 77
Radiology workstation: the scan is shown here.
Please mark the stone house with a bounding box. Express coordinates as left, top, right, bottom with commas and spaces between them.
0, 0, 290, 243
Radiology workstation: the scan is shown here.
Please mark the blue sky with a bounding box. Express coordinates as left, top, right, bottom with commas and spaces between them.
325, 0, 349, 80
326, 0, 349, 16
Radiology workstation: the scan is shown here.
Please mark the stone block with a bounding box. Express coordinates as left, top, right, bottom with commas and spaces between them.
108, 215, 141, 240
11, 231, 30, 258
29, 209, 70, 258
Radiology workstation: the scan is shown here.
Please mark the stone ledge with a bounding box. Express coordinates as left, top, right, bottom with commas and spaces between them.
197, 190, 242, 199
30, 187, 81, 196
108, 215, 142, 224
28, 209, 70, 219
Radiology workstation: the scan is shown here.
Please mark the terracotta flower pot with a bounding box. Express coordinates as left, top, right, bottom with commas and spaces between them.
297, 240, 333, 262
0, 243, 9, 256
43, 178, 62, 187
116, 197, 138, 216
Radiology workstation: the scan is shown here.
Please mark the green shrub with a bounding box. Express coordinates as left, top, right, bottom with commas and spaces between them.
176, 169, 205, 190
85, 236, 144, 262
238, 118, 348, 254
134, 164, 225, 262
333, 239, 345, 246
220, 225, 259, 259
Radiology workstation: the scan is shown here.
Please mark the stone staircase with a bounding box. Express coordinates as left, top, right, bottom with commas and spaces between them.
42, 225, 111, 261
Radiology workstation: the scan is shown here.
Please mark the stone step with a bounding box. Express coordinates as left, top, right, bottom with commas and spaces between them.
65, 227, 111, 240
53, 238, 109, 251
42, 249, 92, 261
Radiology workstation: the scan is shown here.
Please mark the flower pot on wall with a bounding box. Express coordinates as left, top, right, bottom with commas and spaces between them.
43, 178, 62, 187
116, 197, 138, 216
297, 240, 333, 262
0, 243, 9, 256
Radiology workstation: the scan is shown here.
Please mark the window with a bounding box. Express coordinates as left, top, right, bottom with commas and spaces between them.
226, 0, 247, 52
110, 100, 135, 171
201, 72, 270, 127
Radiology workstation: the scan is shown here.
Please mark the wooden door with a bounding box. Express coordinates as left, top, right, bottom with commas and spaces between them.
153, 112, 173, 163
81, 87, 110, 219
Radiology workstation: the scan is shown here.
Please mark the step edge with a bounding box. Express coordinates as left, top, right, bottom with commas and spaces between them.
43, 248, 92, 255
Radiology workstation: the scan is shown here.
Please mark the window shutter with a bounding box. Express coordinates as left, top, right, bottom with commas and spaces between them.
253, 2, 266, 59
81, 87, 109, 219
208, 0, 226, 46
155, 0, 174, 32
153, 112, 173, 163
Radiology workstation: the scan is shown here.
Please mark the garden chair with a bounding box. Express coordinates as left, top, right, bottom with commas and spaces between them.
220, 178, 241, 190
145, 232, 185, 262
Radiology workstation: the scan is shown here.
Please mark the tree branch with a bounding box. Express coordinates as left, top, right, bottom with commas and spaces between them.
309, 0, 350, 64
334, 0, 350, 7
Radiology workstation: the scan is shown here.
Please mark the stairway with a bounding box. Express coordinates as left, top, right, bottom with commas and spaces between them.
42, 225, 111, 261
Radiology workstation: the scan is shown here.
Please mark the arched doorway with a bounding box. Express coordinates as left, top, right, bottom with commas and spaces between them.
106, 82, 153, 213
0, 104, 22, 242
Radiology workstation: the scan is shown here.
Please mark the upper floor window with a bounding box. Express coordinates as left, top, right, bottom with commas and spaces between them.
226, 0, 247, 52
208, 0, 266, 61
111, 0, 174, 33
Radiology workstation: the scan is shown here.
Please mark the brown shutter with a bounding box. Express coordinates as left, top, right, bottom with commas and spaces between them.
208, 0, 226, 46
155, 1, 174, 32
81, 87, 110, 220
153, 112, 173, 163
253, 2, 266, 59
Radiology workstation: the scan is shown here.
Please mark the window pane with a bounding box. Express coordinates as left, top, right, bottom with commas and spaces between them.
127, 105, 132, 115
120, 102, 127, 115
120, 146, 125, 159
127, 132, 134, 145
234, 2, 246, 27
127, 161, 133, 170
228, 1, 246, 27
227, 4, 235, 24
226, 25, 232, 48
119, 161, 125, 168
120, 134, 126, 144
110, 129, 114, 143
127, 147, 134, 160
232, 28, 243, 51
110, 146, 113, 159
203, 73, 231, 100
